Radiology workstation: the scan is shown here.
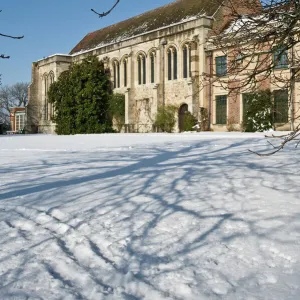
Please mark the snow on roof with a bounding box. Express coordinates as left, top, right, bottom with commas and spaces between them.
70, 0, 220, 55
71, 14, 212, 57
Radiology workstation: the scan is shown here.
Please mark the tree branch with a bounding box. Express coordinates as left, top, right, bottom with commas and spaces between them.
0, 9, 24, 61
91, 0, 120, 17
0, 32, 24, 39
0, 54, 10, 59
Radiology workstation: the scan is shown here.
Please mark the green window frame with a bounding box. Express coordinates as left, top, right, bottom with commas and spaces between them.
273, 47, 288, 69
216, 55, 227, 76
274, 90, 288, 123
216, 95, 227, 124
242, 93, 252, 121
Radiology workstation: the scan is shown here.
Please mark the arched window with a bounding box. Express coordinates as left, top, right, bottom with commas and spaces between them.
43, 74, 48, 120
137, 54, 146, 85
183, 44, 192, 78
138, 56, 142, 85
168, 50, 172, 80
167, 47, 178, 80
113, 61, 120, 88
113, 63, 117, 88
150, 51, 156, 83
142, 56, 146, 84
173, 48, 177, 80
117, 62, 120, 88
48, 72, 55, 120
123, 59, 127, 87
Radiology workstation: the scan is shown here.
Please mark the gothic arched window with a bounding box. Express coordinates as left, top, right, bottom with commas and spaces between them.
43, 74, 48, 120
183, 44, 192, 78
168, 49, 172, 80
48, 72, 55, 119
173, 48, 177, 80
150, 51, 156, 83
113, 61, 120, 88
137, 54, 146, 85
123, 59, 127, 87
167, 47, 178, 80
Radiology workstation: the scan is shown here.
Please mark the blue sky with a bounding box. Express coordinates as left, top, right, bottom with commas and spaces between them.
0, 0, 171, 86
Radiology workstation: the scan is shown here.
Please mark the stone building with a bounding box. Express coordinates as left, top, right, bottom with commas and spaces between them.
27, 0, 297, 133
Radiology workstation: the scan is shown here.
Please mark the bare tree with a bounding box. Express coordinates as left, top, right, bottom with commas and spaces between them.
0, 82, 28, 126
201, 0, 300, 154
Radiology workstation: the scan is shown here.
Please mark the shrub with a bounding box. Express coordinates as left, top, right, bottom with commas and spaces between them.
154, 105, 178, 133
183, 111, 197, 131
242, 89, 274, 132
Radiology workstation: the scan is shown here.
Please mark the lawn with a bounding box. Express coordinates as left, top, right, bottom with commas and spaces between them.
0, 133, 299, 299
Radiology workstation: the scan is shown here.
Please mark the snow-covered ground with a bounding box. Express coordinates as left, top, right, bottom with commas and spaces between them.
0, 133, 299, 300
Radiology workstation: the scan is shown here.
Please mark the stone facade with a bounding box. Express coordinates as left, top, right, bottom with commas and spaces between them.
28, 17, 212, 134
27, 55, 72, 133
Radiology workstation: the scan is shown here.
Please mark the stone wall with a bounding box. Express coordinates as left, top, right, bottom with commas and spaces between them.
29, 17, 212, 133
28, 55, 72, 134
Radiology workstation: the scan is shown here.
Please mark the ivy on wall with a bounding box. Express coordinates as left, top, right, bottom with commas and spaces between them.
109, 93, 125, 132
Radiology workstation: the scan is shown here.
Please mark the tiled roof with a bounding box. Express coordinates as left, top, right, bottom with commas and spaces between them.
70, 0, 220, 55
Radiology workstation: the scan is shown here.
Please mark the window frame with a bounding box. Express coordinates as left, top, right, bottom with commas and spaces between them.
137, 54, 146, 85
273, 47, 288, 69
216, 55, 227, 77
123, 59, 127, 87
150, 52, 155, 84
15, 112, 25, 131
183, 46, 188, 78
273, 89, 289, 123
242, 93, 252, 122
113, 61, 120, 88
173, 48, 178, 80
167, 49, 172, 81
183, 44, 192, 79
142, 56, 146, 84
215, 95, 227, 125
138, 56, 142, 85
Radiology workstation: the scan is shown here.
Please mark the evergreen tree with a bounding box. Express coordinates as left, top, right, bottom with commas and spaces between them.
243, 90, 274, 132
48, 56, 114, 135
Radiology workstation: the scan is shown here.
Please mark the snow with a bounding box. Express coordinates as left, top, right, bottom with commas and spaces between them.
0, 132, 299, 300
70, 14, 210, 57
